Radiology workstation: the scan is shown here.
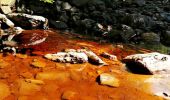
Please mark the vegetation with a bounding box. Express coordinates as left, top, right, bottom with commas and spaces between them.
40, 0, 54, 3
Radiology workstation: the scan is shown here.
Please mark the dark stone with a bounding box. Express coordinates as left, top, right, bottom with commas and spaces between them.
70, 0, 91, 7
160, 13, 170, 23
161, 31, 170, 45
121, 14, 154, 30
49, 20, 68, 29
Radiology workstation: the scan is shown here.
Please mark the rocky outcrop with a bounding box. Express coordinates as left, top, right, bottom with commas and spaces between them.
14, 0, 170, 45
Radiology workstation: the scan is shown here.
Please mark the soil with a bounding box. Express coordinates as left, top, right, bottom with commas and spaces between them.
0, 29, 163, 100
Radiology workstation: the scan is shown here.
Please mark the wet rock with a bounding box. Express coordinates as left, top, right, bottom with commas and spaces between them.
7, 13, 48, 29
49, 20, 68, 29
144, 75, 170, 99
77, 49, 107, 65
99, 73, 119, 87
100, 52, 117, 61
44, 51, 88, 64
0, 13, 14, 28
123, 52, 170, 74
31, 59, 46, 68
0, 82, 10, 100
61, 90, 76, 100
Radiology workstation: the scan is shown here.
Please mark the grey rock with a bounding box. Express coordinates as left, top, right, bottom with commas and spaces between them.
49, 20, 68, 29
62, 2, 72, 10
122, 14, 153, 30
71, 0, 91, 7
120, 25, 135, 42
161, 13, 170, 23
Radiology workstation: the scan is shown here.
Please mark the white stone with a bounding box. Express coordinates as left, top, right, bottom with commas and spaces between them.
123, 52, 170, 74
99, 73, 119, 87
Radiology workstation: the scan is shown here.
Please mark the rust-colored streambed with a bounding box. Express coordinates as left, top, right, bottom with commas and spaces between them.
0, 29, 164, 100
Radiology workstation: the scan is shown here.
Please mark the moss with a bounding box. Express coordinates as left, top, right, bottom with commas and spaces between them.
40, 0, 54, 4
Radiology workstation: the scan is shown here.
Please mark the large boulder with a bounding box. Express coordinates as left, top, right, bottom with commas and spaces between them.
121, 14, 153, 30
123, 52, 170, 74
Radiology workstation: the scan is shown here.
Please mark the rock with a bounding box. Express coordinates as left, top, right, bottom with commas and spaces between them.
121, 14, 153, 30
44, 52, 88, 64
134, 0, 146, 6
144, 75, 170, 99
160, 13, 170, 23
100, 52, 117, 61
0, 13, 14, 28
49, 20, 68, 29
0, 82, 10, 100
77, 49, 107, 65
61, 90, 76, 100
36, 71, 70, 81
161, 31, 170, 45
123, 52, 170, 74
0, 0, 16, 14
31, 60, 46, 68
62, 2, 72, 10
7, 13, 49, 29
141, 32, 160, 44
120, 24, 135, 42
71, 0, 91, 7
99, 73, 119, 87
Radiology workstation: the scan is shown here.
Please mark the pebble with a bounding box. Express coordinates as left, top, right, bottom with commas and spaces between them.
99, 73, 119, 87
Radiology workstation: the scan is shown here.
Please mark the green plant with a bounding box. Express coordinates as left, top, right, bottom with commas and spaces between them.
40, 0, 55, 3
